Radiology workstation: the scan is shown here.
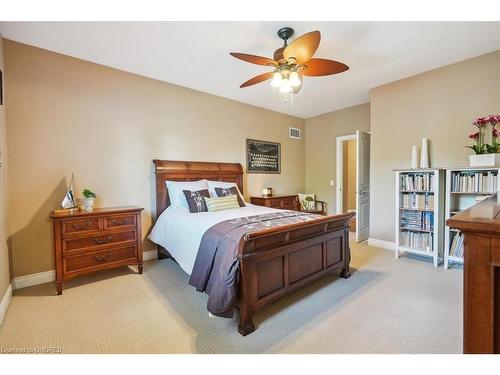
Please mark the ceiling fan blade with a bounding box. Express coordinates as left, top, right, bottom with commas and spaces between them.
230, 52, 277, 66
283, 31, 321, 64
240, 72, 274, 88
300, 58, 349, 76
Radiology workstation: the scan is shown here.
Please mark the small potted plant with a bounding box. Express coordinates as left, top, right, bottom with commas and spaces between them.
467, 114, 500, 166
82, 189, 96, 211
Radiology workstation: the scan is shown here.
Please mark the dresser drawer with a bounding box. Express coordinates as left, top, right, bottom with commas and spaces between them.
65, 246, 137, 272
281, 198, 296, 210
104, 214, 136, 229
64, 229, 137, 253
269, 200, 282, 208
63, 217, 101, 235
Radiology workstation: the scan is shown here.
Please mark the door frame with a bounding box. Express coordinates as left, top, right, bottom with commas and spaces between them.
335, 133, 357, 215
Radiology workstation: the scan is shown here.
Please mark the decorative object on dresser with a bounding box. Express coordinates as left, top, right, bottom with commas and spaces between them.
250, 194, 298, 211
153, 160, 353, 336
297, 193, 327, 215
50, 206, 144, 295
261, 187, 273, 197
246, 139, 281, 174
58, 172, 77, 213
443, 166, 500, 269
394, 169, 445, 267
467, 114, 500, 166
82, 188, 96, 211
446, 193, 500, 353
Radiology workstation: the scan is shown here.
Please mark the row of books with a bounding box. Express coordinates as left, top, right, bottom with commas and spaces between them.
400, 193, 434, 210
400, 231, 433, 251
400, 210, 434, 231
400, 173, 434, 192
451, 171, 498, 193
449, 232, 464, 258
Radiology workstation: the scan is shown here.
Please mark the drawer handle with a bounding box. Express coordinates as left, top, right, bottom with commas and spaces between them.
94, 252, 112, 262
94, 235, 112, 244
72, 223, 92, 230
111, 219, 128, 225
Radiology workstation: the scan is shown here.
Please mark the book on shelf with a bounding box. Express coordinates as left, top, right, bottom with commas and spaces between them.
401, 193, 434, 210
400, 230, 433, 251
451, 171, 498, 193
400, 210, 434, 231
449, 232, 464, 258
401, 173, 434, 192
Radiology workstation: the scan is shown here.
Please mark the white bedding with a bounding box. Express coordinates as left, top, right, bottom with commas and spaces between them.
148, 203, 278, 274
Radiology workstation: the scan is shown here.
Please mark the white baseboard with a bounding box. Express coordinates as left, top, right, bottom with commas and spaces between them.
13, 270, 55, 290
368, 238, 396, 251
0, 284, 12, 326
12, 249, 158, 290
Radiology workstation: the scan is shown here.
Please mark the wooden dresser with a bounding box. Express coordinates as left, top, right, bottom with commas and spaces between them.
447, 194, 500, 353
50, 206, 144, 295
250, 194, 298, 210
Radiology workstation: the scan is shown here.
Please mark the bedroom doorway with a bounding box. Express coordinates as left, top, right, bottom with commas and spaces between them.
336, 130, 371, 242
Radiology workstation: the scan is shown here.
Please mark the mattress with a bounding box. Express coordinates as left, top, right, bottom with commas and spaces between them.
148, 203, 278, 274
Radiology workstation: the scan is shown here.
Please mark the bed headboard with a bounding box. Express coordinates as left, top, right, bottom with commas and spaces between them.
153, 160, 244, 219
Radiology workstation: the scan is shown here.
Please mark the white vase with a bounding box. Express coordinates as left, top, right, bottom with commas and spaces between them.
469, 153, 500, 167
411, 145, 419, 169
83, 197, 94, 211
420, 138, 429, 168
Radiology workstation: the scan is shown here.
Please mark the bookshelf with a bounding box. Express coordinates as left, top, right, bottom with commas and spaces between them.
395, 169, 445, 267
443, 167, 500, 269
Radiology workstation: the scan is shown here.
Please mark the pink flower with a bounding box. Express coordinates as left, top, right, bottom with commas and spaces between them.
493, 128, 499, 138
469, 132, 480, 140
473, 117, 488, 127
488, 114, 500, 126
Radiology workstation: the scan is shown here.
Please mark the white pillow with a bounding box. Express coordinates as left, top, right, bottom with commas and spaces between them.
166, 179, 208, 208
206, 180, 245, 202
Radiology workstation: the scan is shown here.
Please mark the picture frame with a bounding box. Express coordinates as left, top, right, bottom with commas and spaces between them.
246, 139, 281, 174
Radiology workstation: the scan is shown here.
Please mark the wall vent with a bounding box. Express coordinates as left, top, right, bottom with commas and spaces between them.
289, 127, 301, 140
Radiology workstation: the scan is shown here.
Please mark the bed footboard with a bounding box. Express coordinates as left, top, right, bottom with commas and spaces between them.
237, 213, 353, 335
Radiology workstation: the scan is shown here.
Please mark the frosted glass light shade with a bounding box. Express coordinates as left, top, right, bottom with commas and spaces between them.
279, 79, 292, 93
289, 71, 301, 87
270, 72, 282, 88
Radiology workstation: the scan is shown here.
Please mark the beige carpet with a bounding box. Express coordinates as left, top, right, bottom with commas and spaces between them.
0, 241, 463, 354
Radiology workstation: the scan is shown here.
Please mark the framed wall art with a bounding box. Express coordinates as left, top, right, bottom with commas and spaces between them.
246, 139, 281, 174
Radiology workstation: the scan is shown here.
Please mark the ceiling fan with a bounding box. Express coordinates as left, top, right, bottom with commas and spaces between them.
230, 27, 349, 94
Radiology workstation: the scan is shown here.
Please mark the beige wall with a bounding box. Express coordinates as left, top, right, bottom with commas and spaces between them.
342, 139, 356, 212
305, 103, 370, 213
0, 36, 11, 299
4, 40, 305, 278
370, 51, 500, 242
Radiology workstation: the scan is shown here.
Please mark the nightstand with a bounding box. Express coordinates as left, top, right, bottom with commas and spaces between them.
50, 206, 144, 295
250, 195, 298, 210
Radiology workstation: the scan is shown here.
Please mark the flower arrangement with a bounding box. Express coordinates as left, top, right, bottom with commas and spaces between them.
467, 114, 500, 154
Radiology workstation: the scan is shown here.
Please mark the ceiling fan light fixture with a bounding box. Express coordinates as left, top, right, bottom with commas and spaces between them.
289, 71, 301, 87
270, 71, 283, 88
279, 79, 292, 93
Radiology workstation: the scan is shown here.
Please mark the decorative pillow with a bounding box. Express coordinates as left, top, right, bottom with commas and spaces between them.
204, 195, 240, 212
298, 193, 316, 211
183, 189, 210, 213
214, 186, 246, 207
207, 180, 245, 203
166, 179, 208, 208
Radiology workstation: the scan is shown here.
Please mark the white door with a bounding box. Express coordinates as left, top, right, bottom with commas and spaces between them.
356, 130, 370, 242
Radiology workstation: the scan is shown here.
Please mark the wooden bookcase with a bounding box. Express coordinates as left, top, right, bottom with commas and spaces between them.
443, 167, 500, 269
395, 169, 445, 267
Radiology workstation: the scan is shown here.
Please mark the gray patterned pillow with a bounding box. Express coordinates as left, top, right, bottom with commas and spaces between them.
214, 187, 246, 207
183, 189, 210, 213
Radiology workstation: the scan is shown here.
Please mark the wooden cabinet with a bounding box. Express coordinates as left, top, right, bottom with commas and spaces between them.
250, 195, 298, 211
50, 206, 144, 295
447, 194, 500, 353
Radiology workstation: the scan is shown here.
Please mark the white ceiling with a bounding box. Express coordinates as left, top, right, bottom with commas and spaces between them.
0, 21, 499, 118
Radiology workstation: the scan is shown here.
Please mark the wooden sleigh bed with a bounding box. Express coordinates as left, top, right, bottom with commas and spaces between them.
153, 159, 353, 335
